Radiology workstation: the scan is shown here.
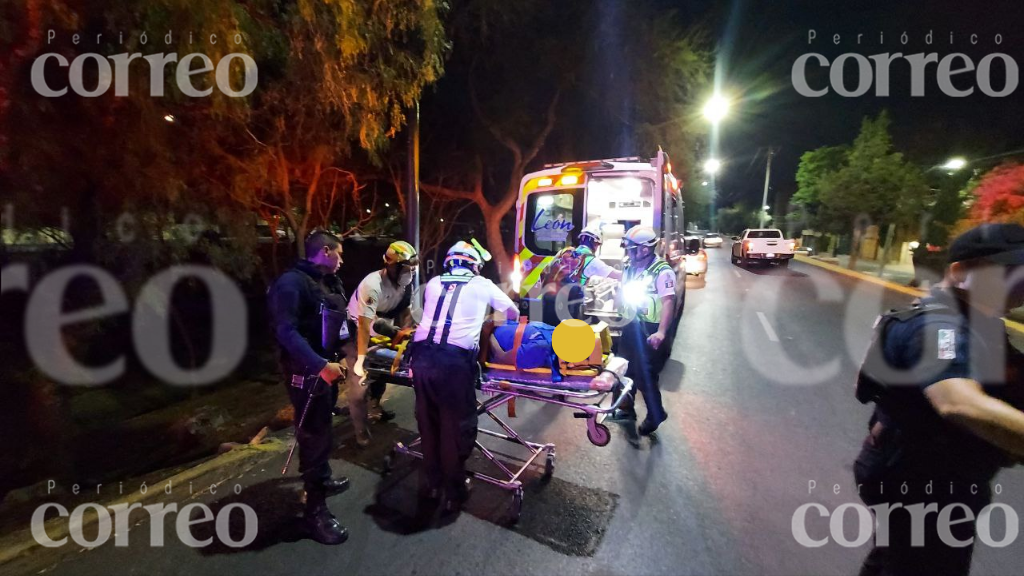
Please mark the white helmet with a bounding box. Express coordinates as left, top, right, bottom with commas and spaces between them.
623, 225, 658, 247
577, 225, 603, 249
444, 239, 491, 273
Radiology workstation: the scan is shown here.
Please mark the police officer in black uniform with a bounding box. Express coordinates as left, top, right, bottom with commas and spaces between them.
854, 223, 1024, 576
267, 231, 351, 545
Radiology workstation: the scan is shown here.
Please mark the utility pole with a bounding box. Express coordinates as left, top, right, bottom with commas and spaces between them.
405, 102, 420, 288
759, 146, 774, 228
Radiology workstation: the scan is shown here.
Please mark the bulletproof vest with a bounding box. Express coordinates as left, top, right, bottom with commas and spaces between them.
277, 266, 348, 361
855, 302, 958, 406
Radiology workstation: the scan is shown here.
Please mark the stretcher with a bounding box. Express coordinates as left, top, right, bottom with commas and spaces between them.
362, 324, 633, 523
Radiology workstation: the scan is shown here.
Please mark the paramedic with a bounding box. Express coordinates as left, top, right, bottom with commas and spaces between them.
410, 240, 518, 513
574, 226, 622, 284
617, 225, 676, 436
343, 240, 418, 447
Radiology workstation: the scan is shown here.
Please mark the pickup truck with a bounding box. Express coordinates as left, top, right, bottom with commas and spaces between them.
731, 229, 795, 267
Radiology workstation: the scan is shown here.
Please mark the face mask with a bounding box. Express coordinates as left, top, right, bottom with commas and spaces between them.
398, 271, 414, 286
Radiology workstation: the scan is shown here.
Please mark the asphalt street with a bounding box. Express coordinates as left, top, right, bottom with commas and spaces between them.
15, 246, 1024, 576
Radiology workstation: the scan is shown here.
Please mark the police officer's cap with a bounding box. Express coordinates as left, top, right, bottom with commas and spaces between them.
948, 223, 1024, 266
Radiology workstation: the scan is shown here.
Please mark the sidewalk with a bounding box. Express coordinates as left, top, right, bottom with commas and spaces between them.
816, 254, 918, 286
795, 255, 1024, 337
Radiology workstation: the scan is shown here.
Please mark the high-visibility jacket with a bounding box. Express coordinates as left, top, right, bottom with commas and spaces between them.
623, 257, 672, 324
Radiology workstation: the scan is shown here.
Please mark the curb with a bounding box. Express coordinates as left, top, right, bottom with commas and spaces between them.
0, 439, 287, 568
794, 255, 1024, 337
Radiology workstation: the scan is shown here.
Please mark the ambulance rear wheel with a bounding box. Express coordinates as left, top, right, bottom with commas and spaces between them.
588, 423, 611, 447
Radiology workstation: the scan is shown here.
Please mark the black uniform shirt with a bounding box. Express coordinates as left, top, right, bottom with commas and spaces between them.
267, 260, 348, 376
876, 287, 1018, 481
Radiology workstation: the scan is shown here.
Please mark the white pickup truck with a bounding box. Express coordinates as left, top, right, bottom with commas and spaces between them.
731, 228, 795, 267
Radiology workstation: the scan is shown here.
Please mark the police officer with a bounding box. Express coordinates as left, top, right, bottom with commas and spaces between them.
854, 223, 1024, 576
267, 231, 351, 545
574, 225, 622, 284
342, 240, 418, 446
616, 225, 677, 436
409, 240, 517, 513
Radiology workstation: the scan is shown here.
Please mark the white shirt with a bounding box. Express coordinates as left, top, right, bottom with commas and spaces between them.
654, 267, 676, 299
348, 270, 406, 320
413, 271, 516, 350
583, 256, 615, 279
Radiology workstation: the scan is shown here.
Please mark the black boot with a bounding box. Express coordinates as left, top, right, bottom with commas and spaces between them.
303, 495, 348, 545
638, 413, 668, 436
320, 477, 350, 494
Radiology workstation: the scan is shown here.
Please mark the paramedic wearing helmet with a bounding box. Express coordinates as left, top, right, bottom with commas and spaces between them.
574, 226, 623, 284
617, 225, 676, 436
410, 239, 518, 514
343, 240, 419, 447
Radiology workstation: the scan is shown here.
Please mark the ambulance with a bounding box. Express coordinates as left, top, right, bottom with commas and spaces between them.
510, 150, 687, 319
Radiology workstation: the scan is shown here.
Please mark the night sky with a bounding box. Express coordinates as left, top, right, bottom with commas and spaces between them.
675, 0, 1024, 210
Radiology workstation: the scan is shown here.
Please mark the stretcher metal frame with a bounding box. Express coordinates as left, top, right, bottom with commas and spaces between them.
368, 349, 633, 523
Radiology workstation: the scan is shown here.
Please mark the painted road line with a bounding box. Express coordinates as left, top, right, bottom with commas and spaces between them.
757, 311, 780, 342
733, 269, 742, 278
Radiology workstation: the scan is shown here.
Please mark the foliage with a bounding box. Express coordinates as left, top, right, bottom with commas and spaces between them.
715, 204, 762, 235
793, 145, 848, 221
965, 163, 1024, 225
419, 0, 712, 272
790, 112, 929, 266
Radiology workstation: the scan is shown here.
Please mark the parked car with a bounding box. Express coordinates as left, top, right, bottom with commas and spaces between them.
731, 228, 795, 267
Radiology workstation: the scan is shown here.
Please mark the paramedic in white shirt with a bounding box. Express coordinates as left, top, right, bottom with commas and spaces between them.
409, 239, 517, 514
342, 240, 418, 447
574, 226, 622, 284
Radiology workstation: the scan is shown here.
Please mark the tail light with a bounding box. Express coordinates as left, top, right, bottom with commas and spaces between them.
745, 241, 753, 251
697, 251, 707, 261
510, 255, 523, 293
788, 241, 796, 251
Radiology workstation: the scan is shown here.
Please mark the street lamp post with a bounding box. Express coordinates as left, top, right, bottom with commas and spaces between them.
759, 147, 774, 228
702, 94, 730, 231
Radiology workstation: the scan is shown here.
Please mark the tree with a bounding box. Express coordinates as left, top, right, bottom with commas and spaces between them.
793, 145, 848, 223
964, 163, 1024, 226
716, 204, 762, 235
2, 0, 449, 269
797, 112, 928, 269
205, 0, 448, 258
419, 0, 711, 274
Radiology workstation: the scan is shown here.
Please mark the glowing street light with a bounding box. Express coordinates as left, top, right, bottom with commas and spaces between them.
163, 114, 175, 123
764, 205, 771, 211
942, 157, 967, 171
702, 95, 730, 124
701, 181, 708, 186
703, 159, 722, 175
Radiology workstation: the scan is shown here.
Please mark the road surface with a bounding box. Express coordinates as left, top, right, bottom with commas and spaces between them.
11, 246, 1024, 576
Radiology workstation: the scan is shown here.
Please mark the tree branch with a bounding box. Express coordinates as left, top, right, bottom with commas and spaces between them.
522, 88, 562, 168
469, 75, 523, 168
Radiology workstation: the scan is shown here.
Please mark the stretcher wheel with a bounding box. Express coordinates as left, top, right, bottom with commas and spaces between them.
510, 488, 524, 524
587, 422, 611, 447
382, 451, 394, 476
542, 452, 555, 480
